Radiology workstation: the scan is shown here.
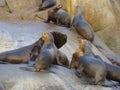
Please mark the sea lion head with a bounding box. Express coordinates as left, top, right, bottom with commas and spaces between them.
76, 5, 83, 15
42, 32, 54, 43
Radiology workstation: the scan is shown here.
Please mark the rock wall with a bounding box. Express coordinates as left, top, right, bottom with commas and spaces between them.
6, 0, 41, 13
57, 0, 119, 31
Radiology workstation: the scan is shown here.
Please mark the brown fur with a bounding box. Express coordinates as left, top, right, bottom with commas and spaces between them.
70, 39, 85, 69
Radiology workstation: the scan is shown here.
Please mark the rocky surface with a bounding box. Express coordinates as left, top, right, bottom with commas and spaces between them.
0, 21, 120, 90
0, 0, 120, 89
0, 0, 119, 56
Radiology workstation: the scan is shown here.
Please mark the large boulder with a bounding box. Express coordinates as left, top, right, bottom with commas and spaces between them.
6, 0, 41, 13
57, 0, 119, 31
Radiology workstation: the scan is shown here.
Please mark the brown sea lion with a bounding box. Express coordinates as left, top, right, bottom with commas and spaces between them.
76, 54, 107, 85
39, 0, 56, 11
34, 32, 69, 71
46, 5, 71, 27
0, 32, 67, 64
70, 39, 85, 69
71, 6, 95, 42
70, 39, 120, 84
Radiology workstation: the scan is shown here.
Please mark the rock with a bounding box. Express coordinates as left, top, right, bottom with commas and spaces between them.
0, 21, 120, 90
96, 28, 120, 56
0, 64, 119, 90
6, 0, 41, 13
57, 0, 119, 31
0, 29, 16, 52
0, 0, 6, 6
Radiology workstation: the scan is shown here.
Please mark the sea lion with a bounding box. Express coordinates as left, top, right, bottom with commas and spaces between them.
71, 6, 95, 42
39, 0, 56, 11
0, 32, 67, 64
34, 32, 69, 71
70, 39, 85, 69
76, 54, 107, 85
46, 4, 62, 23
55, 51, 69, 67
70, 39, 120, 84
46, 5, 71, 27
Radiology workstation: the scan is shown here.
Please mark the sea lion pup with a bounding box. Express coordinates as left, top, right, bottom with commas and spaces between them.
71, 6, 95, 42
34, 32, 69, 71
0, 32, 67, 64
39, 0, 56, 11
46, 4, 71, 27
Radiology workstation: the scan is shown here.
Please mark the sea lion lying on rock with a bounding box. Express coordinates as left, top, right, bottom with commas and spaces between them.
39, 0, 56, 11
71, 6, 95, 42
46, 5, 71, 27
34, 32, 69, 71
0, 32, 67, 64
70, 39, 120, 85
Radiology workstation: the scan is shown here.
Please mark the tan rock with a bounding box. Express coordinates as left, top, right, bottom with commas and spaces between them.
57, 0, 118, 31
6, 0, 41, 13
